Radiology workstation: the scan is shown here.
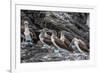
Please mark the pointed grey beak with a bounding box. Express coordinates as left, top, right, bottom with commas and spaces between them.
34, 29, 42, 32
38, 29, 42, 32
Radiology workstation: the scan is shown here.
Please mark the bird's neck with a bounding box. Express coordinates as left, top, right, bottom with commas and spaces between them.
52, 33, 57, 38
25, 24, 29, 31
60, 33, 65, 40
24, 25, 31, 36
44, 32, 48, 36
40, 31, 46, 38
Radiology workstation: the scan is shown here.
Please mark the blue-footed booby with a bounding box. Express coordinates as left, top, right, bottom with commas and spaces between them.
39, 28, 52, 47
23, 21, 34, 46
50, 30, 74, 57
39, 28, 55, 58
50, 30, 74, 53
60, 30, 74, 52
69, 38, 89, 53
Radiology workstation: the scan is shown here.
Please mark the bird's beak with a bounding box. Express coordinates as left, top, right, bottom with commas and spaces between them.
35, 29, 42, 32
39, 29, 42, 32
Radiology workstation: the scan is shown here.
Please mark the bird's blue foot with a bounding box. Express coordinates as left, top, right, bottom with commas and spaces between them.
54, 49, 62, 57
42, 44, 50, 49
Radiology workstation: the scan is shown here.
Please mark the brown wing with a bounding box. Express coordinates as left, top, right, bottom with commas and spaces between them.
21, 27, 25, 34
79, 41, 89, 52
54, 37, 68, 49
45, 34, 51, 40
43, 37, 52, 45
30, 32, 37, 39
64, 38, 70, 46
54, 37, 73, 52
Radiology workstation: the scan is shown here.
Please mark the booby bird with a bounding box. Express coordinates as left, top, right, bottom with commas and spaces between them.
69, 38, 89, 53
24, 21, 32, 44
39, 28, 53, 51
21, 21, 37, 44
39, 28, 54, 58
60, 30, 74, 52
50, 30, 74, 57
